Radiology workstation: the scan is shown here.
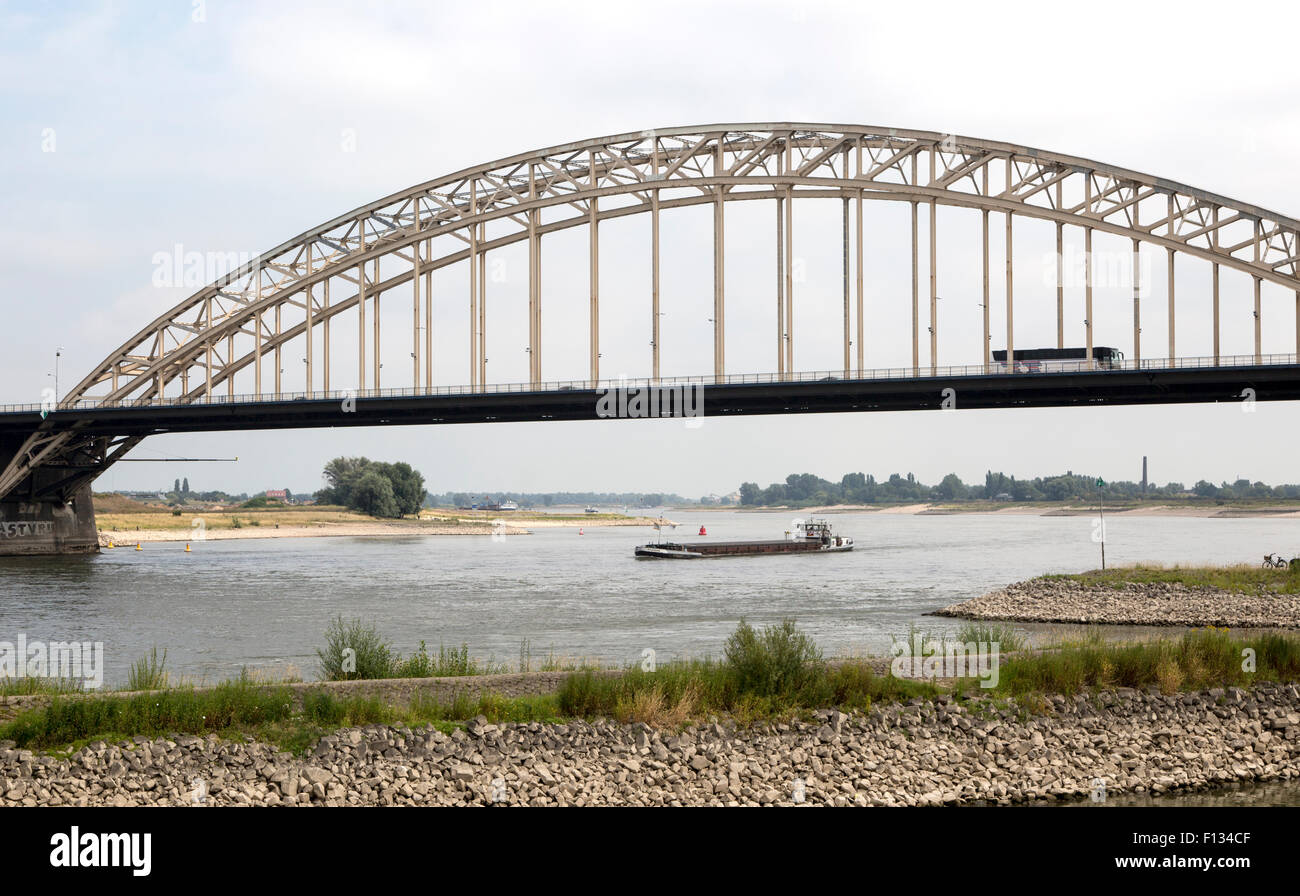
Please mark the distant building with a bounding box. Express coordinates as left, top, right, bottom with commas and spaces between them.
993, 492, 1014, 502
265, 489, 288, 501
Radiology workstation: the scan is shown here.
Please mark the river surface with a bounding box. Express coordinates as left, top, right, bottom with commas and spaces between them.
2, 509, 1298, 687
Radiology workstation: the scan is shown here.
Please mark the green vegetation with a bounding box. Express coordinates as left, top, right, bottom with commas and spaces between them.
316, 617, 398, 680
0, 677, 88, 698
126, 647, 169, 691
0, 678, 563, 754
2, 677, 298, 750
560, 618, 938, 726
1046, 563, 1300, 595
998, 629, 1300, 697
315, 618, 593, 681
724, 618, 824, 697
7, 620, 1300, 756
954, 621, 1028, 652
316, 457, 426, 518
738, 469, 1300, 508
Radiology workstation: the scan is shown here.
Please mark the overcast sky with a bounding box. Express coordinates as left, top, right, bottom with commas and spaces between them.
3, 0, 1299, 498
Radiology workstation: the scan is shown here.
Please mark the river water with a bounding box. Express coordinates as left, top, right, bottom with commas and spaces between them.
2, 509, 1298, 686
4, 508, 1299, 806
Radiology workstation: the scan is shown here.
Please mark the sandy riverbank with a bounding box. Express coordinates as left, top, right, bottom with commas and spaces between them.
95, 511, 669, 545
97, 521, 528, 545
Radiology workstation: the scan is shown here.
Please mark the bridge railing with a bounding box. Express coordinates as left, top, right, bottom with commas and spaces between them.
3, 352, 1296, 415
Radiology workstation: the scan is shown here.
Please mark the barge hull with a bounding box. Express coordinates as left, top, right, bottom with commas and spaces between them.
635, 539, 850, 558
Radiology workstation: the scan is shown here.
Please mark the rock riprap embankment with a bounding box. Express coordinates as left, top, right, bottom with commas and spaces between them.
935, 577, 1300, 627
2, 684, 1297, 806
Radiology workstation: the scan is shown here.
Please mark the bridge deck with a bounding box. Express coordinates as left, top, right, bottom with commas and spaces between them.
2, 355, 1297, 437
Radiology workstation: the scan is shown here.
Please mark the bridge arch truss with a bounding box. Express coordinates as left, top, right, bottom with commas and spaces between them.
64, 123, 1300, 408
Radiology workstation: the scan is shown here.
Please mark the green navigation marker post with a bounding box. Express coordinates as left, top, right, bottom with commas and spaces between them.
1096, 478, 1106, 569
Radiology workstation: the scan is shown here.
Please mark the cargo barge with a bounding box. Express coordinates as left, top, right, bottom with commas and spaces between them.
634, 519, 853, 559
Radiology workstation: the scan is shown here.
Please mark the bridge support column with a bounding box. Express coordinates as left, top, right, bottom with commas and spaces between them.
982, 208, 990, 373
911, 199, 919, 376
855, 188, 863, 377
357, 262, 366, 391
425, 245, 433, 390
652, 187, 661, 382
471, 187, 480, 390
1132, 238, 1141, 365
479, 231, 487, 388
323, 277, 331, 392
775, 195, 784, 377
843, 195, 851, 378
1085, 226, 1093, 369
1056, 181, 1064, 349
1212, 262, 1220, 366
784, 186, 794, 374
0, 479, 98, 557
1254, 276, 1262, 364
1006, 210, 1014, 371
1254, 222, 1262, 365
411, 247, 419, 388
589, 193, 599, 387
929, 199, 937, 374
1167, 248, 1176, 361
714, 142, 725, 380
929, 147, 937, 375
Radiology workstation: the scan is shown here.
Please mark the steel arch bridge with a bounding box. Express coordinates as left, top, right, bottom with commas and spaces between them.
3, 122, 1300, 553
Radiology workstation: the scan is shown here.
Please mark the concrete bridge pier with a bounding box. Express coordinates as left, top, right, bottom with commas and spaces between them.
0, 481, 99, 557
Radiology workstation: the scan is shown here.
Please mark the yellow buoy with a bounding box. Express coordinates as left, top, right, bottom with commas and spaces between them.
136, 542, 142, 551
185, 543, 191, 552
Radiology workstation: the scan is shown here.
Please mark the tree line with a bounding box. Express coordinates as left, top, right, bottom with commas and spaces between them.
738, 471, 1300, 507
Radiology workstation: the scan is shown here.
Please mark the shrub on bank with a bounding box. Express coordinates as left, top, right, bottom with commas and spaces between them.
557, 619, 939, 724
316, 617, 396, 681
315, 620, 516, 681
724, 618, 824, 697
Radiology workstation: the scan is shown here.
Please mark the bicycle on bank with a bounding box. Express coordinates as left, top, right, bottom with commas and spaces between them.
1262, 553, 1291, 569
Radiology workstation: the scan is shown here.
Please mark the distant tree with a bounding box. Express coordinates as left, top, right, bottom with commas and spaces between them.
182, 477, 190, 495
174, 478, 181, 495
350, 470, 400, 518
934, 473, 968, 501
372, 462, 425, 516
739, 482, 761, 506
317, 457, 373, 507
315, 456, 426, 517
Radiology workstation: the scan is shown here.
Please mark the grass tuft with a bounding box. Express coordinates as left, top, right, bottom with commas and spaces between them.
126, 647, 169, 691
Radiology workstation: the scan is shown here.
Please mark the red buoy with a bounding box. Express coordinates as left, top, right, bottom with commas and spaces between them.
699, 526, 707, 536
578, 528, 584, 535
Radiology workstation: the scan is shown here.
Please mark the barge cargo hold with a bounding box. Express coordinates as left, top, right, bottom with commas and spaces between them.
634, 519, 853, 559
